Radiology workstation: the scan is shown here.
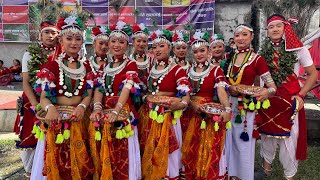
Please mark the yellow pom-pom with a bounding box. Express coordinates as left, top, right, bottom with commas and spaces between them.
31, 124, 38, 134
128, 130, 134, 137
149, 110, 153, 119
39, 130, 45, 141
256, 101, 261, 109
200, 120, 206, 129
63, 129, 70, 140
243, 97, 250, 103
121, 129, 127, 138
243, 102, 248, 109
262, 99, 270, 109
241, 109, 246, 117
156, 114, 164, 123
249, 101, 255, 111
34, 128, 41, 139
214, 122, 219, 131
174, 110, 183, 119
116, 129, 123, 139
151, 111, 158, 120
172, 119, 177, 125
95, 131, 101, 141
226, 121, 232, 129
55, 133, 64, 144
124, 124, 132, 132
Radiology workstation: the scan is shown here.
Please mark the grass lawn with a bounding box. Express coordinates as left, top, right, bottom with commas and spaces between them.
255, 141, 320, 179
0, 139, 24, 179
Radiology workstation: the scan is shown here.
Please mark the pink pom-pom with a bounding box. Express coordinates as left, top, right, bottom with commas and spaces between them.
35, 87, 42, 93
93, 121, 100, 127
213, 116, 219, 122
64, 122, 69, 129
148, 103, 153, 108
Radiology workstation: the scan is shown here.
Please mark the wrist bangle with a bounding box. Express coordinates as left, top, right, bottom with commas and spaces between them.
78, 103, 87, 110
45, 104, 54, 112
267, 87, 276, 94
116, 102, 123, 109
142, 95, 147, 102
111, 110, 118, 115
225, 107, 232, 113
180, 100, 188, 107
93, 102, 102, 106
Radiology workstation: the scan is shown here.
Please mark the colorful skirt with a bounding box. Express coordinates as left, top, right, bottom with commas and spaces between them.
181, 97, 226, 180
88, 97, 141, 180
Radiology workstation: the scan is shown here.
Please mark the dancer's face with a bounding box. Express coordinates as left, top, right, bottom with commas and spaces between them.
133, 36, 148, 52
234, 28, 253, 50
267, 21, 284, 42
153, 42, 170, 61
93, 38, 108, 57
108, 36, 128, 58
210, 42, 225, 58
173, 44, 188, 58
60, 33, 83, 56
193, 46, 209, 63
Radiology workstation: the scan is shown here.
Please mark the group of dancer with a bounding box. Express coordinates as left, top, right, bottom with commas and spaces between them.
13, 6, 317, 180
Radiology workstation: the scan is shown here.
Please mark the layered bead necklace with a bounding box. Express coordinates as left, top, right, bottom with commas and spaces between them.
101, 54, 127, 96
129, 53, 150, 71
89, 54, 107, 75
188, 61, 211, 95
57, 53, 86, 97
147, 57, 173, 95
40, 43, 56, 51
174, 56, 190, 70
227, 48, 253, 85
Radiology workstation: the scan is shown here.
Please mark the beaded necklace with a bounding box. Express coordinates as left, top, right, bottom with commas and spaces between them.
101, 56, 127, 96
57, 53, 86, 97
174, 56, 190, 70
89, 55, 107, 75
147, 57, 172, 95
227, 50, 253, 85
188, 62, 211, 95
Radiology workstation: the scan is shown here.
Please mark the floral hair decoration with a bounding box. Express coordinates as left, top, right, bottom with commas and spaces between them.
109, 21, 133, 41
132, 23, 150, 39
210, 34, 225, 47
91, 25, 110, 41
150, 29, 174, 46
172, 31, 189, 47
189, 31, 210, 49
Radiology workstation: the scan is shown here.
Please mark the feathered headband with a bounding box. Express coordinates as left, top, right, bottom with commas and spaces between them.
150, 29, 173, 45
132, 23, 150, 39
109, 21, 133, 41
210, 34, 224, 46
91, 26, 110, 41
189, 31, 210, 49
172, 31, 189, 46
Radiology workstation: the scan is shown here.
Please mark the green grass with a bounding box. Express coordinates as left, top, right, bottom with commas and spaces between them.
255, 143, 320, 180
0, 139, 23, 179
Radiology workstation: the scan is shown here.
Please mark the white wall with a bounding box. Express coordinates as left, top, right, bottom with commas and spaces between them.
0, 42, 29, 67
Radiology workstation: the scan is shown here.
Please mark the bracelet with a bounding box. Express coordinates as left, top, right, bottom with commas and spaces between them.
78, 103, 87, 110
267, 87, 276, 94
116, 102, 123, 109
124, 83, 133, 90
142, 95, 147, 102
45, 104, 54, 112
180, 100, 188, 107
111, 110, 118, 115
93, 102, 102, 106
225, 107, 232, 113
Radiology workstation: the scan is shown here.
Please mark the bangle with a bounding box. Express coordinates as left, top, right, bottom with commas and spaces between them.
111, 110, 118, 115
45, 104, 54, 112
142, 95, 147, 102
116, 102, 123, 109
180, 100, 188, 107
225, 107, 232, 113
124, 83, 133, 90
78, 103, 87, 110
93, 102, 102, 106
267, 87, 276, 94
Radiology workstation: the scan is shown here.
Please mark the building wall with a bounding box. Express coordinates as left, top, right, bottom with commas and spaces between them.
0, 42, 29, 68
215, 1, 252, 42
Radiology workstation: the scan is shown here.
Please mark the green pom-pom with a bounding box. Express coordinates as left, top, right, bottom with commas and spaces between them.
39, 130, 45, 141
124, 124, 131, 132
95, 131, 101, 141
213, 95, 218, 101
200, 120, 206, 129
256, 101, 261, 109
55, 133, 64, 144
226, 121, 232, 129
243, 97, 250, 103
84, 90, 89, 96
98, 87, 105, 93
172, 119, 177, 125
36, 103, 41, 111
235, 114, 242, 123
249, 101, 255, 111
156, 114, 164, 123
214, 122, 219, 131
63, 129, 70, 140
45, 91, 51, 98
51, 97, 57, 104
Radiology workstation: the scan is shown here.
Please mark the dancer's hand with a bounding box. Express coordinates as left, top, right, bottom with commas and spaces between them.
90, 110, 103, 122
252, 88, 269, 102
220, 111, 231, 123
291, 95, 304, 111
45, 106, 60, 126
70, 106, 85, 121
